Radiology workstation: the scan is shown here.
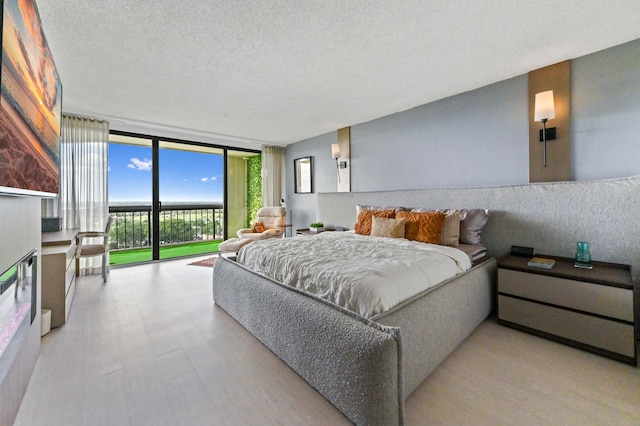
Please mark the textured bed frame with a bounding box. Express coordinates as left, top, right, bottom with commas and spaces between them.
213, 176, 640, 425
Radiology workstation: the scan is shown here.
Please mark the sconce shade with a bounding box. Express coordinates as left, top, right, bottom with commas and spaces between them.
331, 143, 340, 159
534, 90, 556, 122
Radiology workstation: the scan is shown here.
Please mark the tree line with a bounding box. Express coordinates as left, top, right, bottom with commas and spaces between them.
109, 211, 223, 250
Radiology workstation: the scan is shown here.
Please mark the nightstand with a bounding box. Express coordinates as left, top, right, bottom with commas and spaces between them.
497, 254, 636, 365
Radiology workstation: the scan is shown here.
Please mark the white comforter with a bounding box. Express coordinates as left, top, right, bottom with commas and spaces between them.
236, 232, 471, 318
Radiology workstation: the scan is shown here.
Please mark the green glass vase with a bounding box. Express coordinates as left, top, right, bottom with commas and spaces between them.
575, 242, 592, 268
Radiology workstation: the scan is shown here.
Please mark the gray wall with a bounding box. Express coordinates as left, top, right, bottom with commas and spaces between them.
284, 132, 334, 230
286, 39, 640, 232
351, 75, 529, 192
572, 40, 640, 180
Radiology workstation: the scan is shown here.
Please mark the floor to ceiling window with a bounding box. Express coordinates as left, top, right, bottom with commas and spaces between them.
108, 134, 153, 265
108, 131, 260, 266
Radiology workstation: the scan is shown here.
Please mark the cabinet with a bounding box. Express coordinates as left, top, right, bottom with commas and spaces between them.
497, 254, 636, 365
42, 229, 78, 328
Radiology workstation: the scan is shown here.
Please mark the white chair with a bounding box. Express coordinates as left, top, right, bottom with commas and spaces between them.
236, 207, 286, 240
218, 207, 286, 253
76, 215, 114, 283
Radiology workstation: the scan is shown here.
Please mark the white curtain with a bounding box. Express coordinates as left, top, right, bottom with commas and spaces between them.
261, 145, 284, 207
58, 114, 110, 276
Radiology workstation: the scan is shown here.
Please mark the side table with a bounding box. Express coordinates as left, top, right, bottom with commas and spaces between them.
497, 253, 636, 365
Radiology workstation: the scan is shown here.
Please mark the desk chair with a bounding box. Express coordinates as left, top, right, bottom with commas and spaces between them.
76, 215, 114, 283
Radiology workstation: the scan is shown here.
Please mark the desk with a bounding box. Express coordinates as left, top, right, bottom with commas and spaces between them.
41, 229, 79, 328
42, 228, 79, 247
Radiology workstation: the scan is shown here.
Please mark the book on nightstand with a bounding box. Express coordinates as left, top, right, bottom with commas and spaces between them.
574, 262, 594, 269
527, 257, 556, 269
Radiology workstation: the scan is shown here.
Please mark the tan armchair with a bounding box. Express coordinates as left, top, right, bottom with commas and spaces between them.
219, 207, 287, 253
75, 215, 114, 283
236, 207, 286, 241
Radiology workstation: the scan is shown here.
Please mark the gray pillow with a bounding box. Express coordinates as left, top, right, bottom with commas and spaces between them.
459, 209, 489, 245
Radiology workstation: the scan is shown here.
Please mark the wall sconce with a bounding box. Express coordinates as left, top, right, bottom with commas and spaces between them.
331, 143, 347, 182
534, 90, 556, 167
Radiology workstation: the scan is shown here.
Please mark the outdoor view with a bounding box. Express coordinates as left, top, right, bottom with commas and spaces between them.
108, 134, 261, 265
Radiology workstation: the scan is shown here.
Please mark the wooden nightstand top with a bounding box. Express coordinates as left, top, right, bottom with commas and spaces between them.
498, 254, 632, 289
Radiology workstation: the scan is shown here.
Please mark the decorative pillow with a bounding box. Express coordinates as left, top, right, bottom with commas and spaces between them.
356, 204, 407, 215
354, 209, 395, 235
439, 210, 461, 247
370, 216, 406, 239
459, 209, 489, 245
410, 208, 460, 246
252, 221, 266, 233
395, 211, 445, 244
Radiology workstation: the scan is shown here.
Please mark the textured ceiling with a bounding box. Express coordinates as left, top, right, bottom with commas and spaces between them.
37, 1, 640, 147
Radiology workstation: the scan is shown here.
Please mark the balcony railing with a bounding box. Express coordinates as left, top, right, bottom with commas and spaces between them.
108, 203, 224, 251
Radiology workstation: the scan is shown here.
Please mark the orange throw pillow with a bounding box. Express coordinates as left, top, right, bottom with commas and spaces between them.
395, 211, 445, 244
354, 209, 395, 235
252, 221, 266, 233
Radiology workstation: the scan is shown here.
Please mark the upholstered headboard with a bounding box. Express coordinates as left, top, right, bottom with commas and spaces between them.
317, 176, 640, 283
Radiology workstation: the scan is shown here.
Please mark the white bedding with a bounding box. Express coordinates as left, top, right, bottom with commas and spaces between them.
236, 232, 471, 318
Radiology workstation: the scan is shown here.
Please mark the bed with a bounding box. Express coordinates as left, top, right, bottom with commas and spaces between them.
237, 231, 476, 318
213, 176, 640, 425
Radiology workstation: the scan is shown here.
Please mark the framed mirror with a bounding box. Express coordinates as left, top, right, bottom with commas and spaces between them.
294, 156, 313, 193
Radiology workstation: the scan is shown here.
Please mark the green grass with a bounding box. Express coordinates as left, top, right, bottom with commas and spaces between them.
0, 266, 17, 281
110, 240, 221, 266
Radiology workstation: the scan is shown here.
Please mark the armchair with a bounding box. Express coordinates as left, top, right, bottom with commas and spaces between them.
75, 215, 114, 283
218, 207, 286, 253
236, 207, 286, 240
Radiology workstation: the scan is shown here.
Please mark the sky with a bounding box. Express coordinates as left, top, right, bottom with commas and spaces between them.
108, 143, 224, 203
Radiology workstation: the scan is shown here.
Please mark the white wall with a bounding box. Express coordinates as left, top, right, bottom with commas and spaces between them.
0, 196, 41, 425
286, 39, 640, 232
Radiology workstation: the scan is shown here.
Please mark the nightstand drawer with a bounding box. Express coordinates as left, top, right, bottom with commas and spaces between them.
498, 269, 633, 322
499, 295, 635, 358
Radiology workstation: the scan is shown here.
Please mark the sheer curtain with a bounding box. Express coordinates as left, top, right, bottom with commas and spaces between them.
58, 114, 110, 276
261, 145, 284, 207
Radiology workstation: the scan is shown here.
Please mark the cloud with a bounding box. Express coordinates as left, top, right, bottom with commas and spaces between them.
201, 177, 208, 182
127, 158, 152, 171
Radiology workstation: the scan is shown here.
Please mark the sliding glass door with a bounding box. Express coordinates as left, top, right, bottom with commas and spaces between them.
157, 141, 224, 260
108, 134, 154, 265
108, 131, 260, 266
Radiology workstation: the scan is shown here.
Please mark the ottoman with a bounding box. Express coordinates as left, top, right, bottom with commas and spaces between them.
218, 237, 253, 253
